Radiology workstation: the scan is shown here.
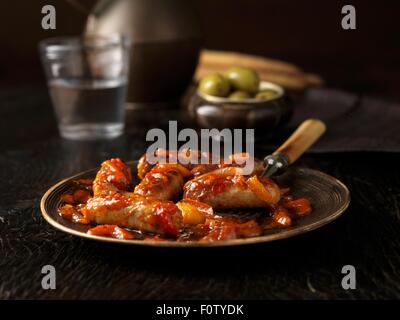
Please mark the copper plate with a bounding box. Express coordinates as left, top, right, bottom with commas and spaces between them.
40, 162, 350, 247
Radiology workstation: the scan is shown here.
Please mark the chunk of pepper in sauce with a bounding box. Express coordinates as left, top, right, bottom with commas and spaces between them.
88, 225, 135, 240
58, 204, 90, 224
283, 197, 312, 217
60, 188, 92, 205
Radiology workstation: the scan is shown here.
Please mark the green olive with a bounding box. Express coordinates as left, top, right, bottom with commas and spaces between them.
228, 90, 251, 100
223, 67, 260, 94
198, 73, 230, 97
255, 89, 279, 100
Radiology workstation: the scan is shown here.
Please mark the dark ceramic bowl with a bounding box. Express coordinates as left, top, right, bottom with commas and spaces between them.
187, 81, 293, 132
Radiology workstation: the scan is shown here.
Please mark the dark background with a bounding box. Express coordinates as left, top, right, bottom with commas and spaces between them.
0, 0, 398, 99
1, 1, 400, 300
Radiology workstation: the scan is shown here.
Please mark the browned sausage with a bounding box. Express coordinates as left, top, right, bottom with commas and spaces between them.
82, 192, 182, 237
137, 150, 265, 178
134, 164, 191, 201
183, 168, 280, 209
85, 158, 183, 237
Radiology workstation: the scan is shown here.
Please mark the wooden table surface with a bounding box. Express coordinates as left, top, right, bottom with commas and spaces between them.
0, 85, 399, 299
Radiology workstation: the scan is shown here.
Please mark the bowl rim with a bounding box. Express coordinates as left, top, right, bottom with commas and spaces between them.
197, 81, 285, 104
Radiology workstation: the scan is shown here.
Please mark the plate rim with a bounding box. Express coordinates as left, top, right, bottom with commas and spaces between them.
40, 163, 351, 248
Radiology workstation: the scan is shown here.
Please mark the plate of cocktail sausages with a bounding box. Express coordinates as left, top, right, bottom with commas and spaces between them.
40, 149, 350, 247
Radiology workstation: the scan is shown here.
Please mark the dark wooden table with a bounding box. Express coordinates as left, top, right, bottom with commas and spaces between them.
1, 85, 399, 299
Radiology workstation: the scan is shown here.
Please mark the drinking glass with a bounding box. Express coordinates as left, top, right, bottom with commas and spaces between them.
39, 34, 131, 140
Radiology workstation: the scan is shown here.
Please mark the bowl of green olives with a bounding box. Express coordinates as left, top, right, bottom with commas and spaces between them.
188, 67, 293, 133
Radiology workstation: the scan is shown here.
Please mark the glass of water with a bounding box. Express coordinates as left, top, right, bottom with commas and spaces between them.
39, 34, 131, 140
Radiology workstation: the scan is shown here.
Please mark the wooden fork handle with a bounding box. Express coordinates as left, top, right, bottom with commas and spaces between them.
273, 119, 326, 164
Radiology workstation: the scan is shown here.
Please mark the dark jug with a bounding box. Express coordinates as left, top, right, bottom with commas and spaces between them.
85, 0, 202, 109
